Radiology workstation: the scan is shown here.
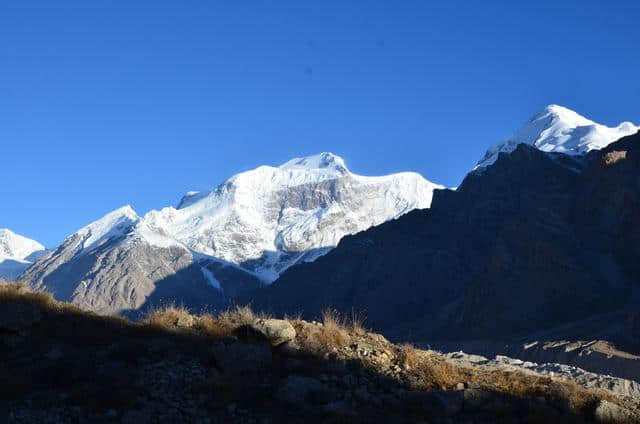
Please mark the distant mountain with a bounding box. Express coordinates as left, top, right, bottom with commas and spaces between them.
22, 152, 442, 315
0, 229, 45, 280
253, 126, 640, 346
476, 104, 638, 169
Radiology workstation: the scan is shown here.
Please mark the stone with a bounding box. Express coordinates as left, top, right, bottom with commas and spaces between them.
210, 341, 272, 374
0, 302, 42, 331
593, 399, 639, 423
250, 319, 296, 346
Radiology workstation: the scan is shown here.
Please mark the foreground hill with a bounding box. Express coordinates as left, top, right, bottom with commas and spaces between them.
254, 131, 640, 348
1, 283, 638, 423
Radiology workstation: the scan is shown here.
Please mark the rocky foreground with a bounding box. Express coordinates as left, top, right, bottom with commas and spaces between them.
1, 283, 639, 424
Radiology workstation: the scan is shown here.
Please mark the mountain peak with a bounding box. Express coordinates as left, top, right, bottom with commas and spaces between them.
530, 104, 595, 127
72, 205, 140, 253
279, 152, 348, 174
476, 105, 638, 169
0, 229, 45, 259
0, 229, 45, 279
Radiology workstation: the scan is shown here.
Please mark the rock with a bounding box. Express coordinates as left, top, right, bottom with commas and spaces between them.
277, 376, 326, 406
250, 319, 296, 346
211, 341, 272, 374
593, 399, 639, 423
0, 302, 42, 331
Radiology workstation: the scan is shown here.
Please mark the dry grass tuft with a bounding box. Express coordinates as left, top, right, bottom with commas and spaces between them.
398, 343, 421, 369
0, 281, 55, 306
217, 304, 270, 328
411, 351, 469, 390
317, 308, 350, 347
193, 313, 233, 339
142, 304, 195, 331
348, 309, 367, 336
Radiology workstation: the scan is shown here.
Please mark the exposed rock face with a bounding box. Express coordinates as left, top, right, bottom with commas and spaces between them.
254, 132, 640, 345
20, 225, 239, 315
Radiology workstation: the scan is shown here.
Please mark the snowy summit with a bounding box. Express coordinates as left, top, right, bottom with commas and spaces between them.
476, 104, 639, 169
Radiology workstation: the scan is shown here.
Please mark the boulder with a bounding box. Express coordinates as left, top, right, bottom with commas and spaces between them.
250, 319, 296, 347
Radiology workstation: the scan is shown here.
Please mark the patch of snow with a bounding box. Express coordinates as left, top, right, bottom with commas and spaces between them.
200, 266, 223, 292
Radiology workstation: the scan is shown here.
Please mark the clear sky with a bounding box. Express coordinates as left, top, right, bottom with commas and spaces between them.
2, 0, 639, 247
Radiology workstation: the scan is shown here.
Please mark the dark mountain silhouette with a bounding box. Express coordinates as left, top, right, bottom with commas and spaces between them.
251, 132, 640, 347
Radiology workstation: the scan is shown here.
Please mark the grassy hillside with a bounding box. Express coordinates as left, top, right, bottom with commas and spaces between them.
0, 282, 638, 423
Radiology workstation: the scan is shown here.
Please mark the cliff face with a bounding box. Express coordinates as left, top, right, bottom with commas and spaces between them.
253, 132, 640, 343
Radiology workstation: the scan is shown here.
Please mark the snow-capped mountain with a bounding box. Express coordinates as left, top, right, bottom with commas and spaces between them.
476, 105, 638, 169
143, 152, 442, 281
22, 152, 442, 314
0, 229, 45, 280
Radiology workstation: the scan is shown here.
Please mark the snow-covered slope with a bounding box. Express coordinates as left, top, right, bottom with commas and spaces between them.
0, 229, 45, 280
143, 152, 443, 281
22, 152, 442, 314
476, 105, 639, 169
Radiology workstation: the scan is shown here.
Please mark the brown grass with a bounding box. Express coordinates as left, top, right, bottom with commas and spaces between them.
193, 313, 233, 338
0, 281, 56, 307
0, 282, 630, 416
217, 304, 266, 328
348, 309, 367, 336
318, 308, 350, 346
398, 343, 421, 369
142, 304, 194, 331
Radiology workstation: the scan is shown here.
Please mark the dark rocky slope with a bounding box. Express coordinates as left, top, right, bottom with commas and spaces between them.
1, 283, 638, 423
252, 132, 640, 347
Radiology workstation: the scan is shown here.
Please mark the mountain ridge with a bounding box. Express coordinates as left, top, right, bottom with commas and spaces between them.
20, 152, 441, 315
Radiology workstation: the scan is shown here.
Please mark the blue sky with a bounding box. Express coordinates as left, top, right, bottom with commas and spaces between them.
2, 0, 639, 247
